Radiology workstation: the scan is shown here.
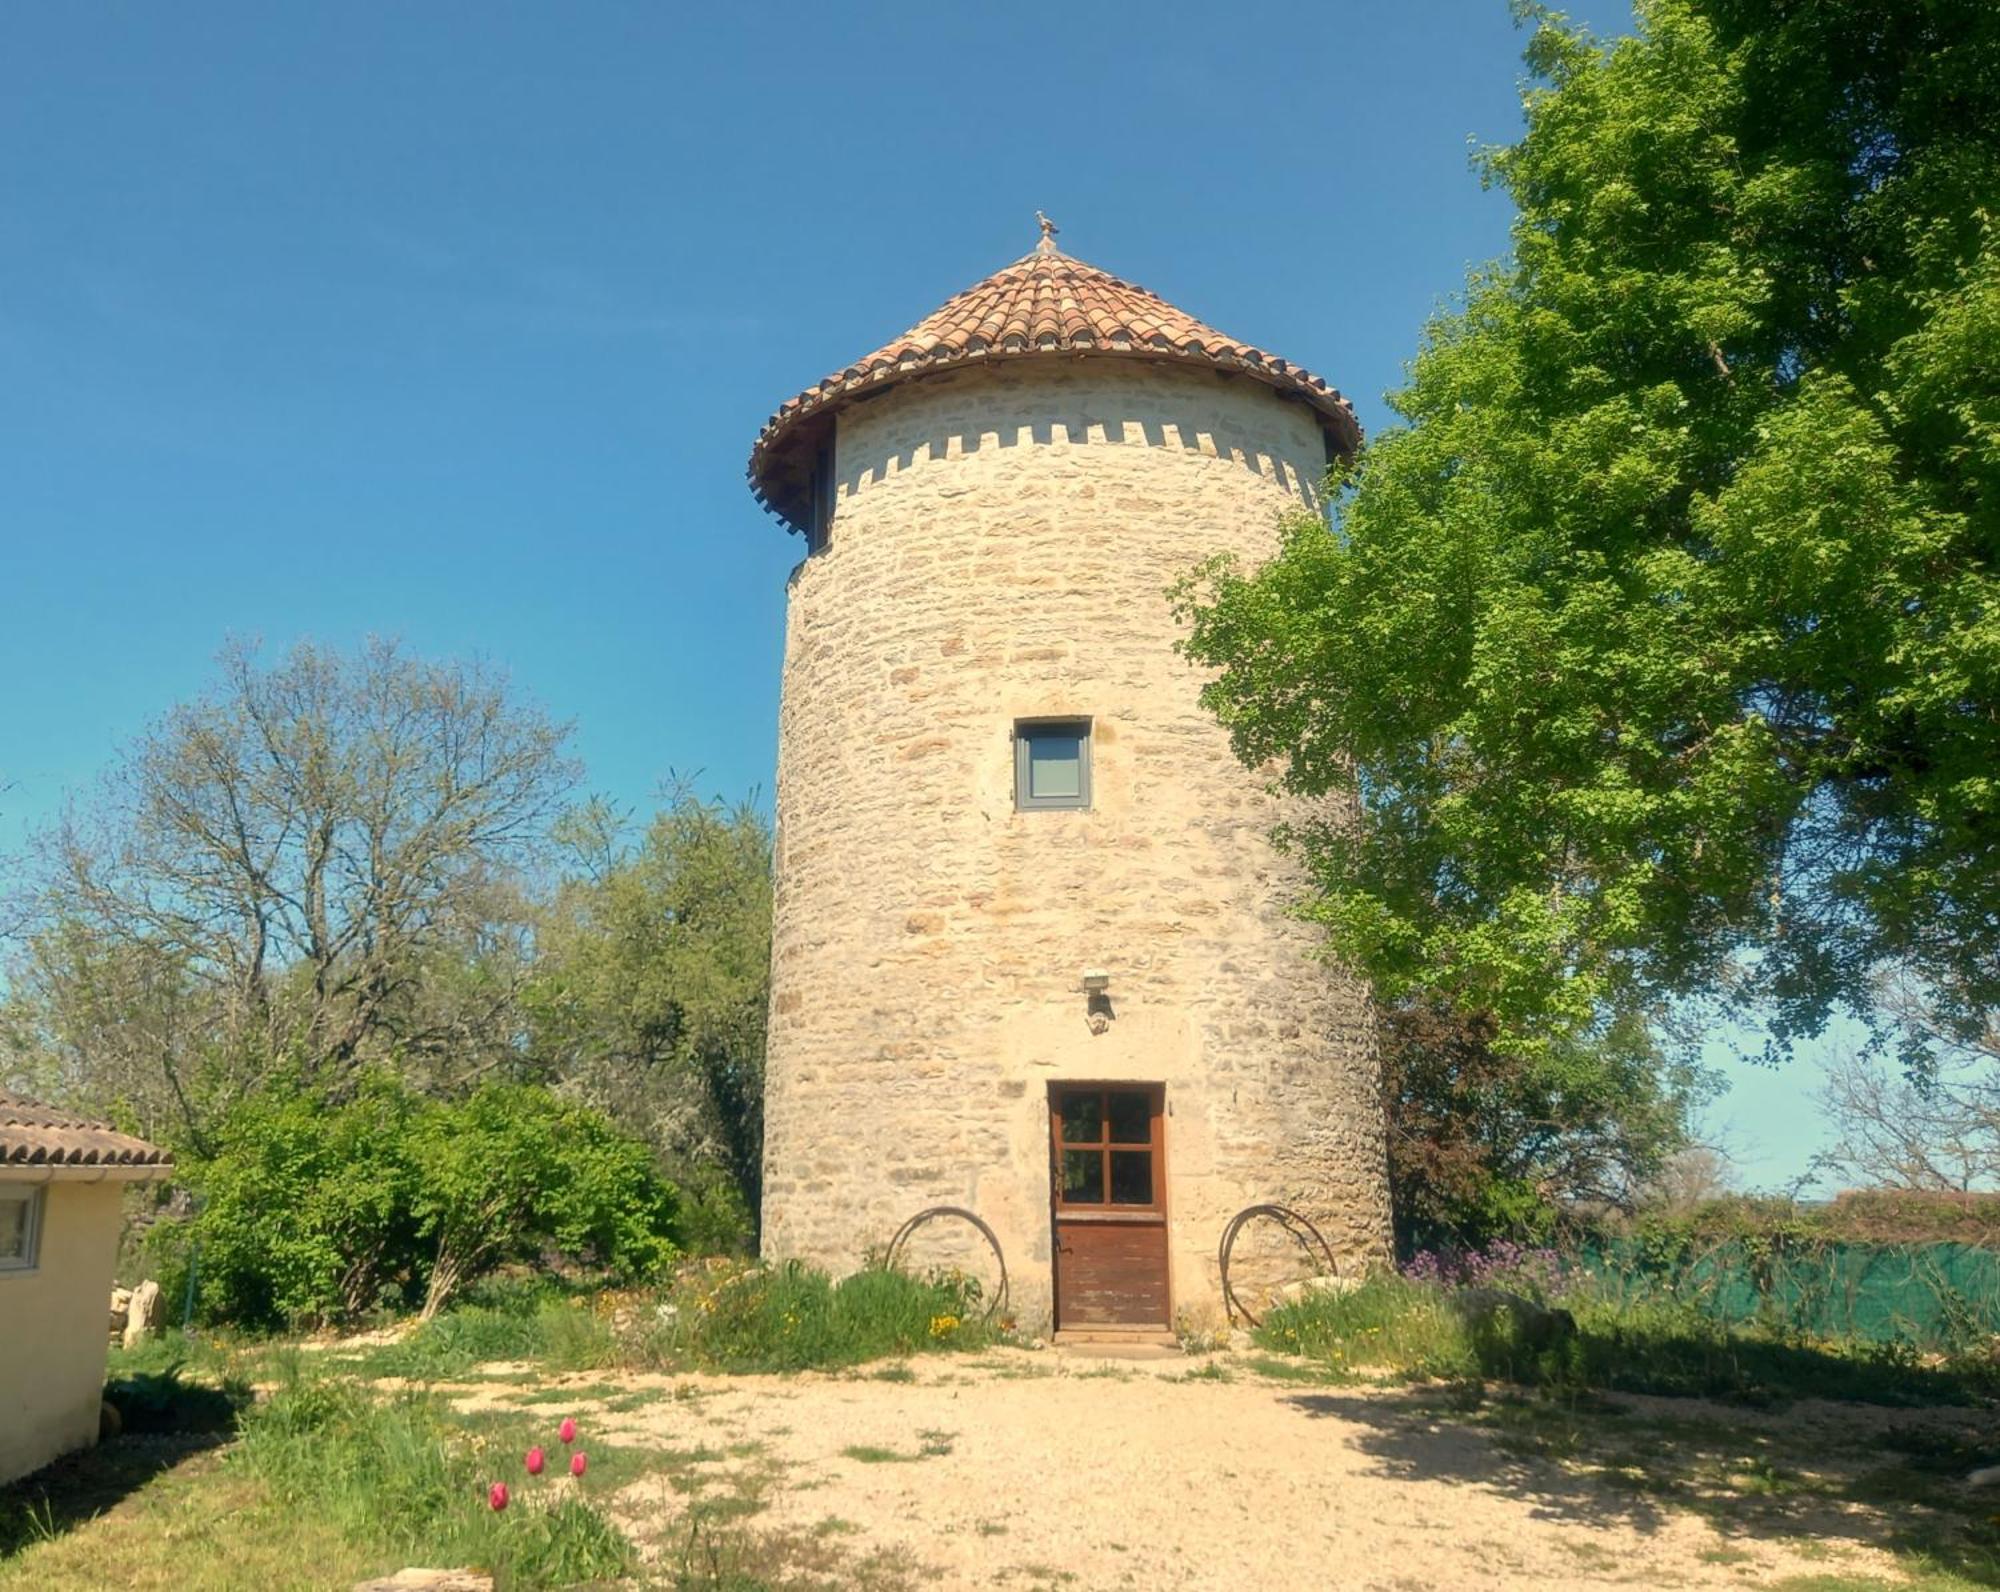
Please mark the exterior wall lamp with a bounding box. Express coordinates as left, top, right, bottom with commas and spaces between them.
1081, 971, 1114, 1034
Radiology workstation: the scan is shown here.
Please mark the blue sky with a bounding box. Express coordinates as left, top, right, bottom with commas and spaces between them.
0, 1, 1840, 1185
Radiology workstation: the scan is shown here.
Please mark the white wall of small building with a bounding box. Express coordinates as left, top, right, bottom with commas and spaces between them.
0, 1178, 123, 1486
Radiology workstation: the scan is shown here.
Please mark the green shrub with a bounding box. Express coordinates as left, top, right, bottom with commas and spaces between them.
633, 1259, 999, 1372
148, 1076, 427, 1327
408, 1082, 680, 1318
156, 1074, 682, 1330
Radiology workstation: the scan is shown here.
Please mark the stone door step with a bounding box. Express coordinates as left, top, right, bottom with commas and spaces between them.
1051, 1329, 1181, 1356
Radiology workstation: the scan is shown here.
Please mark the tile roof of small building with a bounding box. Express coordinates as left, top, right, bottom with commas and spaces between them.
0, 1092, 173, 1171
748, 222, 1361, 533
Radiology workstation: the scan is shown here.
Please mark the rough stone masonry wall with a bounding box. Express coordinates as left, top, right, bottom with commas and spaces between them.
760, 358, 1392, 1330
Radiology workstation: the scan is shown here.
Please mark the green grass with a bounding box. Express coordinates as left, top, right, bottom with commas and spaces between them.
0, 1368, 243, 1560
508, 1381, 623, 1406
841, 1445, 912, 1465
0, 1445, 371, 1592
1772, 1568, 2000, 1592
355, 1300, 619, 1381
106, 1327, 298, 1390
1, 1364, 637, 1590
666, 1504, 918, 1591
1174, 1360, 1235, 1383
629, 1260, 1003, 1374
233, 1367, 635, 1588
838, 1430, 955, 1466
1258, 1273, 2000, 1406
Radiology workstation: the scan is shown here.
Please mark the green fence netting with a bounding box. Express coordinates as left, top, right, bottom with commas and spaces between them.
1578, 1239, 2000, 1351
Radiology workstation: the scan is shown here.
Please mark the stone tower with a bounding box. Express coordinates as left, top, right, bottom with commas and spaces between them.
747, 222, 1390, 1332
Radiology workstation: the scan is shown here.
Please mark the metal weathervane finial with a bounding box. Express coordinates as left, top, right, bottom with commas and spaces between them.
1035, 210, 1059, 253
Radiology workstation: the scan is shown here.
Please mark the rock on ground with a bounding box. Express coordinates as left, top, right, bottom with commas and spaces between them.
122, 1279, 165, 1349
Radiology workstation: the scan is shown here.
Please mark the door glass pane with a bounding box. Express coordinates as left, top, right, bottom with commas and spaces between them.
1059, 1092, 1103, 1144
1028, 732, 1083, 799
1061, 1149, 1103, 1203
1107, 1091, 1150, 1144
1109, 1151, 1153, 1205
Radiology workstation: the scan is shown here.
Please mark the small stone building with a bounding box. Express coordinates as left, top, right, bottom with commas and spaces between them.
0, 1093, 173, 1485
746, 223, 1391, 1333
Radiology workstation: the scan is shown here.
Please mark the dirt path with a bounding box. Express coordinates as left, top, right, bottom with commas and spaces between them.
454, 1349, 1946, 1590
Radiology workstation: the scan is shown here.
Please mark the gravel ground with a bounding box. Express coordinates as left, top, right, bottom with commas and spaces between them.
453, 1348, 1951, 1590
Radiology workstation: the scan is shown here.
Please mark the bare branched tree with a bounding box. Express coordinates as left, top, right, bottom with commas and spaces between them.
3, 638, 579, 1141
1817, 977, 2000, 1192
1639, 1145, 1741, 1212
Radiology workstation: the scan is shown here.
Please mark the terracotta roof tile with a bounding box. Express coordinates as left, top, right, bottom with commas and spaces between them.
748, 237, 1360, 533
0, 1092, 173, 1171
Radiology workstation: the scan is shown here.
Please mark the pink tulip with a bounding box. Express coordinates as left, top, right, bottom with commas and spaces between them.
488, 1482, 509, 1512
558, 1417, 577, 1446
570, 1451, 588, 1478
525, 1447, 545, 1476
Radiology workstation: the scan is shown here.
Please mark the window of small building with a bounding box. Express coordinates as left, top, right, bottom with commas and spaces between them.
1015, 719, 1091, 810
0, 1186, 44, 1274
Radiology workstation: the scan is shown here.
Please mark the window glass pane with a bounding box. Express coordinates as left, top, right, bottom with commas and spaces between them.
1109, 1151, 1154, 1205
1027, 733, 1082, 799
1060, 1149, 1103, 1203
1060, 1092, 1103, 1144
1107, 1091, 1150, 1144
0, 1195, 30, 1263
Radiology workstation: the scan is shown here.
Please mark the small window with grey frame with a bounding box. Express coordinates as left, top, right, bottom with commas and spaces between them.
1014, 718, 1091, 810
0, 1185, 44, 1273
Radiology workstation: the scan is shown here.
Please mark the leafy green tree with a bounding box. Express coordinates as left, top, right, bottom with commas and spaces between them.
1182, 0, 2000, 1056
528, 791, 772, 1236
1382, 999, 1713, 1251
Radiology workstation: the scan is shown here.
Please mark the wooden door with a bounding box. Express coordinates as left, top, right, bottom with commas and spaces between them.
1050, 1084, 1168, 1329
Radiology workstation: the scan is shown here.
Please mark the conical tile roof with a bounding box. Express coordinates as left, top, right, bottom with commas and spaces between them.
748, 234, 1359, 533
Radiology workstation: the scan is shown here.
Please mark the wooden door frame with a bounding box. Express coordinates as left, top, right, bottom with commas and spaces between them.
1047, 1081, 1170, 1329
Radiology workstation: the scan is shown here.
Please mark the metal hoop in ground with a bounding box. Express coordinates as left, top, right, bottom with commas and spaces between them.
883, 1205, 1009, 1322
1218, 1203, 1340, 1328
